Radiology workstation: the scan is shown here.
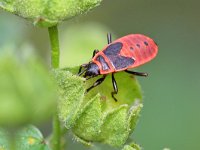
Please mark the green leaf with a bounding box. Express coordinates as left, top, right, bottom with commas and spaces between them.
0, 0, 102, 27
72, 94, 102, 142
99, 105, 129, 147
53, 68, 85, 129
72, 134, 92, 147
128, 102, 143, 135
85, 71, 142, 111
0, 47, 57, 126
15, 125, 49, 150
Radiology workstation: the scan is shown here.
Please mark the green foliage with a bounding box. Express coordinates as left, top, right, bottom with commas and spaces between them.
54, 67, 143, 147
98, 105, 129, 146
53, 68, 85, 129
0, 0, 102, 27
15, 125, 49, 150
0, 125, 49, 150
0, 48, 57, 126
72, 94, 102, 142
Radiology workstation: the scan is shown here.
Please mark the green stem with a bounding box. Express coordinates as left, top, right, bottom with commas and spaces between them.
48, 25, 60, 68
52, 113, 61, 150
48, 25, 61, 150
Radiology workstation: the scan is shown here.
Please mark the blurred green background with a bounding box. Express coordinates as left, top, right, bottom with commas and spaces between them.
0, 0, 200, 149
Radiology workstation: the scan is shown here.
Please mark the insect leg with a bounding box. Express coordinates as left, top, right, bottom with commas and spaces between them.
92, 49, 99, 58
107, 33, 112, 44
111, 73, 118, 102
86, 75, 106, 93
125, 70, 148, 77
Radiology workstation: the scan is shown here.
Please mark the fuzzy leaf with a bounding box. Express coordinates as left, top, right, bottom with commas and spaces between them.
15, 125, 49, 150
72, 134, 92, 147
128, 102, 143, 135
72, 94, 102, 142
57, 67, 143, 147
53, 69, 85, 129
0, 0, 102, 27
99, 105, 129, 146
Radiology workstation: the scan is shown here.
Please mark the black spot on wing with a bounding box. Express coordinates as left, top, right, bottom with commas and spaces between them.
144, 41, 148, 46
136, 44, 140, 48
95, 55, 110, 71
110, 55, 135, 70
103, 42, 123, 56
130, 47, 134, 51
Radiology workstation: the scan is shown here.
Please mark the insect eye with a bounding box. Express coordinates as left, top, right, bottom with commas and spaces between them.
144, 41, 148, 46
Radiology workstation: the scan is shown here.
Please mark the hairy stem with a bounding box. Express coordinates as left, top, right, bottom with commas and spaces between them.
48, 25, 61, 150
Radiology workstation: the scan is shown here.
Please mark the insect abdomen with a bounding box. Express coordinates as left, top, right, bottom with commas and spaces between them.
116, 34, 158, 68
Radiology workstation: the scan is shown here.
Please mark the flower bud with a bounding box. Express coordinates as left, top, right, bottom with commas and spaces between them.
56, 68, 143, 147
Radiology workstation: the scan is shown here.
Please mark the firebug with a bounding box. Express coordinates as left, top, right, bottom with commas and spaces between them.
78, 33, 158, 101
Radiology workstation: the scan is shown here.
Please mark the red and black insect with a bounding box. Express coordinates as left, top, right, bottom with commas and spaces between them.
78, 33, 158, 101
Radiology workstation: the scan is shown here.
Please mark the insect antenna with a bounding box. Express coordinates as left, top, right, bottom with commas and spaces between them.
78, 68, 87, 76
78, 63, 90, 76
